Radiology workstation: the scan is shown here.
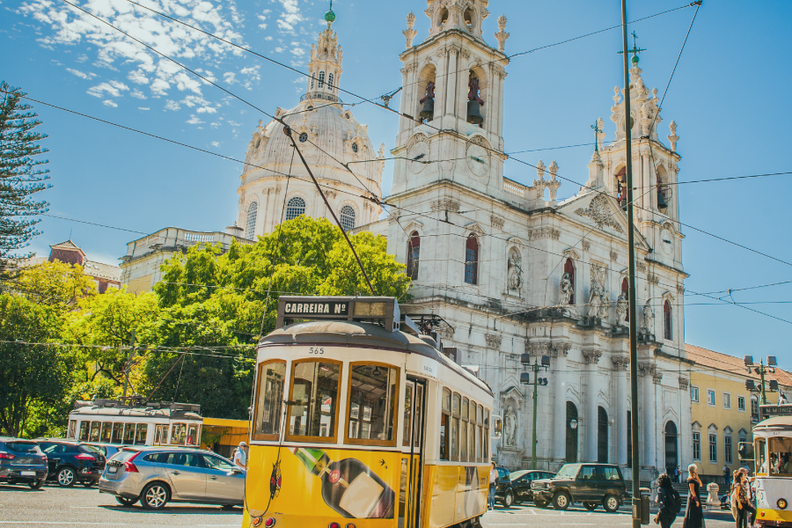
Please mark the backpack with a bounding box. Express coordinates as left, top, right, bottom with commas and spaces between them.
669, 488, 683, 515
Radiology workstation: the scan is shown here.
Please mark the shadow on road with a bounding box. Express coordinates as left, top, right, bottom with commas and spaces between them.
98, 504, 243, 515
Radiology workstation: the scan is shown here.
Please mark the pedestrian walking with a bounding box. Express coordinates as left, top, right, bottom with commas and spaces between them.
675, 466, 681, 483
488, 462, 497, 510
233, 441, 248, 468
682, 464, 704, 528
734, 471, 751, 528
655, 473, 681, 528
724, 465, 732, 490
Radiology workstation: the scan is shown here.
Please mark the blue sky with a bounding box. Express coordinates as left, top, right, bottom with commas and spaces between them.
3, 0, 792, 370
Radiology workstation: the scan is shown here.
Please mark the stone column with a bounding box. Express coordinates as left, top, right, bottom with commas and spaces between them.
444, 48, 458, 120
612, 356, 630, 465
551, 345, 568, 463
433, 47, 449, 120
639, 362, 660, 474
583, 349, 602, 462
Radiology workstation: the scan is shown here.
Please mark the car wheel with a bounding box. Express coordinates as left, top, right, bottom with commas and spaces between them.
534, 499, 548, 508
603, 494, 620, 513
552, 491, 571, 510
502, 490, 514, 508
116, 496, 138, 507
57, 467, 76, 487
584, 501, 598, 511
140, 482, 170, 509
30, 479, 45, 490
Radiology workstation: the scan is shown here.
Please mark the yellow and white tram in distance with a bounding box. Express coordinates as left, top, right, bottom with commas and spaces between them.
243, 296, 497, 528
753, 413, 792, 528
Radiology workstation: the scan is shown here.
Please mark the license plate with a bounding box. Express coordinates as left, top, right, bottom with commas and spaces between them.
107, 466, 118, 474
20, 471, 35, 477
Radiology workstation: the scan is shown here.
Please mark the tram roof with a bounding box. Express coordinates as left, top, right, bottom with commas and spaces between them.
70, 402, 202, 421
754, 416, 792, 433
260, 320, 493, 396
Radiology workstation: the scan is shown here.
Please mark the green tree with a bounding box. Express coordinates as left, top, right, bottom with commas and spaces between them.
0, 82, 50, 270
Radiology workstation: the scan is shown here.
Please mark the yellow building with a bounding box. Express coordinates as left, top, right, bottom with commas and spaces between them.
686, 344, 792, 482
201, 417, 249, 459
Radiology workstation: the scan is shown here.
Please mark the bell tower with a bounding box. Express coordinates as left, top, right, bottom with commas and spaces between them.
390, 0, 510, 195
304, 5, 343, 105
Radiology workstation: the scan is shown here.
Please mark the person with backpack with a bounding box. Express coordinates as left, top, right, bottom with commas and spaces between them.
655, 473, 681, 528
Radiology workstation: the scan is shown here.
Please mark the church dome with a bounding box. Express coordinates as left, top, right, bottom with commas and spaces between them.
236, 21, 384, 240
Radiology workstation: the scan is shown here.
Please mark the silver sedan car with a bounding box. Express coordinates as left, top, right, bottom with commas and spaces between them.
98, 447, 244, 509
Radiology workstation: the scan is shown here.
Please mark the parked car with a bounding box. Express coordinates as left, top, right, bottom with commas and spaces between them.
531, 463, 627, 512
510, 469, 555, 504
492, 466, 515, 507
85, 443, 123, 460
35, 439, 106, 487
99, 446, 244, 509
0, 437, 48, 489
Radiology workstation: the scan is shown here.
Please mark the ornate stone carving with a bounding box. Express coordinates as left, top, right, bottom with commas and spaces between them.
504, 404, 518, 446
610, 250, 618, 262
653, 372, 664, 385
526, 341, 570, 358
636, 262, 647, 272
559, 273, 573, 306
582, 241, 591, 252
491, 215, 505, 229
494, 15, 510, 52
641, 300, 655, 334
388, 211, 401, 224
648, 273, 660, 285
459, 48, 471, 61
403, 12, 418, 48
430, 199, 461, 212
588, 263, 608, 320
638, 362, 657, 377
616, 292, 628, 327
582, 349, 602, 364
485, 334, 502, 349
612, 357, 630, 371
528, 227, 560, 241
678, 377, 689, 390
575, 194, 623, 233
676, 283, 685, 294
435, 325, 455, 340
507, 248, 523, 292
668, 121, 679, 152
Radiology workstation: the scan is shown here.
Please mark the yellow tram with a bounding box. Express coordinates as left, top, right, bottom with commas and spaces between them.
753, 412, 792, 527
242, 296, 496, 528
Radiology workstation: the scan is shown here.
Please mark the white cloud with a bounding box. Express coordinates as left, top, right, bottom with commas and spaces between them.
276, 0, 303, 34
138, 107, 151, 111
87, 82, 129, 98
164, 100, 181, 111
186, 114, 204, 125
130, 89, 146, 100
128, 70, 149, 85
211, 141, 220, 147
66, 68, 95, 79
274, 47, 285, 53
103, 100, 118, 108
223, 72, 237, 85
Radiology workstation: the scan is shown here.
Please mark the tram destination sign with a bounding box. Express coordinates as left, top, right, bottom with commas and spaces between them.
283, 300, 349, 317
276, 296, 400, 332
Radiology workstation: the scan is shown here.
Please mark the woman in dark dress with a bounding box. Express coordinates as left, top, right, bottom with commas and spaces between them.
655, 473, 678, 528
683, 464, 704, 528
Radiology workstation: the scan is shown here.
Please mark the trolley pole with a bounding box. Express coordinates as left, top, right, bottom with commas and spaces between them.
531, 363, 539, 469
621, 1, 642, 527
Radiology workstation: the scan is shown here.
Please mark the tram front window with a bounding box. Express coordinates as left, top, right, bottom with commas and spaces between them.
346, 363, 399, 445
757, 438, 767, 474
287, 360, 341, 441
768, 437, 792, 476
253, 361, 286, 440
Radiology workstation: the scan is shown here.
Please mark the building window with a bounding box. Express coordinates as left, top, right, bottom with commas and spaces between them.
622, 279, 630, 321
245, 201, 258, 240
724, 393, 731, 409
563, 258, 575, 304
328, 72, 334, 90
664, 300, 672, 340
709, 433, 718, 462
725, 434, 733, 464
339, 205, 356, 231
751, 396, 759, 415
707, 389, 716, 406
318, 71, 325, 88
351, 142, 359, 153
285, 197, 306, 221
738, 396, 746, 412
464, 235, 479, 285
407, 231, 420, 280
299, 132, 308, 143
691, 386, 700, 403
692, 431, 701, 461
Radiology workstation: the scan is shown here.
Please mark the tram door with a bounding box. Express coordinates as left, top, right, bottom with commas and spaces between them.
399, 378, 426, 528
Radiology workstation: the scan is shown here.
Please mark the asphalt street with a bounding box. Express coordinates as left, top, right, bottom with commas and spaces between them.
0, 482, 738, 528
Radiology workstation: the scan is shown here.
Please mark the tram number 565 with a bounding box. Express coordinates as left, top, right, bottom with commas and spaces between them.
309, 347, 325, 355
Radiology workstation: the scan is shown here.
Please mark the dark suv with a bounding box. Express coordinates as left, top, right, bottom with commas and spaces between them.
493, 466, 516, 507
531, 463, 626, 512
36, 439, 106, 487
0, 437, 48, 489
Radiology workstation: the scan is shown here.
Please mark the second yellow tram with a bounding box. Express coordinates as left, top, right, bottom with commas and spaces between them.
753, 413, 792, 528
242, 296, 496, 528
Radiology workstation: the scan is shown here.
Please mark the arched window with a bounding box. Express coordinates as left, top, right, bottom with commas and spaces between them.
566, 402, 578, 463
407, 231, 420, 280
563, 258, 575, 304
285, 197, 306, 221
622, 279, 629, 321
328, 72, 334, 90
664, 300, 672, 340
340, 205, 356, 231
615, 167, 627, 210
464, 235, 478, 285
318, 71, 325, 88
245, 202, 258, 240
665, 421, 678, 475
311, 76, 314, 89
597, 407, 609, 463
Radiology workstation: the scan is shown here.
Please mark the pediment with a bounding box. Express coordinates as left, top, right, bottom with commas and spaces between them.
463, 221, 486, 236
403, 220, 424, 233
500, 385, 524, 399
558, 191, 649, 250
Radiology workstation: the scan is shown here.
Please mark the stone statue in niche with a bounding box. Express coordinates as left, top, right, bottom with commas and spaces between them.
588, 286, 603, 318
642, 300, 655, 334
559, 273, 573, 305
616, 292, 628, 326
504, 405, 518, 447
507, 250, 522, 291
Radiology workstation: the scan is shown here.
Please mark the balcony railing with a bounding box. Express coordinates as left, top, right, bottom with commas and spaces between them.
504, 178, 526, 197
300, 92, 342, 104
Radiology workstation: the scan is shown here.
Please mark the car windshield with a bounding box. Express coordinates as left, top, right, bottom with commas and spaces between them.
112, 449, 140, 463
6, 442, 41, 454
204, 454, 237, 471
511, 470, 529, 480
82, 444, 104, 455
555, 464, 580, 479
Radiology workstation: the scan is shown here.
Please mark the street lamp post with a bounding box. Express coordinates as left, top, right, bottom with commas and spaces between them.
521, 354, 550, 469
745, 355, 779, 406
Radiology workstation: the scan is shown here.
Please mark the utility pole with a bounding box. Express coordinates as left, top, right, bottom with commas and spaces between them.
122, 330, 136, 399
744, 356, 779, 407
521, 354, 550, 469
621, 1, 642, 527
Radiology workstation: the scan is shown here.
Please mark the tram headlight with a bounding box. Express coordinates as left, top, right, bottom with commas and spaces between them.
778, 498, 788, 510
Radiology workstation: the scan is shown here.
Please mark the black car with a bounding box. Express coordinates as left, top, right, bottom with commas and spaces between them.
510, 470, 556, 504
0, 437, 48, 489
493, 466, 516, 507
531, 463, 627, 512
35, 439, 106, 487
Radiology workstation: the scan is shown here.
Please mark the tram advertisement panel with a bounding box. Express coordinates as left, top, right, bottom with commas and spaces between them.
245, 445, 400, 525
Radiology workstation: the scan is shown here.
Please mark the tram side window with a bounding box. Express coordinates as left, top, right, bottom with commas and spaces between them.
154, 424, 168, 445
451, 393, 460, 461
414, 384, 424, 449
756, 439, 767, 474
111, 423, 123, 444
253, 361, 286, 441
476, 404, 483, 461
461, 397, 469, 462
67, 420, 77, 440
123, 424, 137, 444
90, 421, 101, 442
347, 363, 399, 445
171, 423, 187, 445
100, 422, 112, 443
484, 409, 490, 460
403, 384, 413, 447
440, 388, 451, 460
469, 401, 477, 463
135, 424, 148, 445
79, 421, 90, 441
187, 424, 199, 446
768, 437, 792, 476
287, 360, 342, 441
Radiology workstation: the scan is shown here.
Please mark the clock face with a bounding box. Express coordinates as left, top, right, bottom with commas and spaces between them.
660, 228, 673, 255
407, 141, 429, 174
467, 144, 489, 177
